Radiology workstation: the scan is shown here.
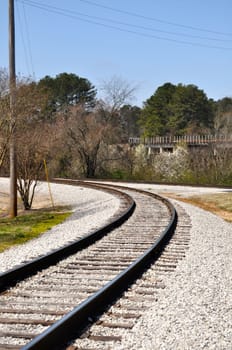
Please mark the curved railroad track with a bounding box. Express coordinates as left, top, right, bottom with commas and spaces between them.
0, 180, 191, 350
0, 183, 134, 293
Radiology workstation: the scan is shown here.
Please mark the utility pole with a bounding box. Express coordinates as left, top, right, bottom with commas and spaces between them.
9, 0, 17, 217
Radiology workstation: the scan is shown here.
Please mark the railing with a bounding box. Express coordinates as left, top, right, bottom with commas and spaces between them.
129, 135, 231, 146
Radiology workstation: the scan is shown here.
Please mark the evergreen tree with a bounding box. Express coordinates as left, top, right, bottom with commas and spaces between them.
38, 72, 97, 115
139, 82, 214, 136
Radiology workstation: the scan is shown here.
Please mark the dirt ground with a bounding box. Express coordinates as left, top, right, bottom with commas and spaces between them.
0, 190, 52, 217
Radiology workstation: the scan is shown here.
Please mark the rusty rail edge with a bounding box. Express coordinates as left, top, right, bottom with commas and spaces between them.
21, 186, 178, 350
0, 183, 135, 293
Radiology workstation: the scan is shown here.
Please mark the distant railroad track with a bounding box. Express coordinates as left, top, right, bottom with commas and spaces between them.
0, 180, 191, 350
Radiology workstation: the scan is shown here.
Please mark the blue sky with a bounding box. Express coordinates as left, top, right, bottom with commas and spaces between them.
1, 0, 232, 106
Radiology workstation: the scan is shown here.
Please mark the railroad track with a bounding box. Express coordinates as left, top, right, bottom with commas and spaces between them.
0, 183, 134, 292
0, 181, 191, 350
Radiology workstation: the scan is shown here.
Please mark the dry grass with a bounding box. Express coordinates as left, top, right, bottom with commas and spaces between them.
0, 190, 54, 217
164, 192, 232, 222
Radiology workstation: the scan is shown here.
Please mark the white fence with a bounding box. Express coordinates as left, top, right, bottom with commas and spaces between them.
129, 135, 231, 146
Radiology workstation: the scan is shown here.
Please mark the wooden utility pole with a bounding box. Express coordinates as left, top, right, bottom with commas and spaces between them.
9, 0, 17, 217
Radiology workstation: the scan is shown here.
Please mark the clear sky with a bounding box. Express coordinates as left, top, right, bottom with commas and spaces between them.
1, 0, 232, 106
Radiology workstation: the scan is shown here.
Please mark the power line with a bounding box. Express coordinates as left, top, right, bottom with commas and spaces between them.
18, 0, 232, 44
15, 1, 35, 77
15, 1, 36, 77
80, 0, 232, 37
18, 0, 232, 50
16, 1, 31, 75
22, 1, 35, 77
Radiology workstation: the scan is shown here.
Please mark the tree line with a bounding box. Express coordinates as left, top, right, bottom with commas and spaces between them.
0, 68, 231, 209
139, 82, 232, 137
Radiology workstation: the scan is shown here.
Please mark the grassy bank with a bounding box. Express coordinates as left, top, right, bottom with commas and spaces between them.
0, 208, 71, 252
167, 192, 232, 222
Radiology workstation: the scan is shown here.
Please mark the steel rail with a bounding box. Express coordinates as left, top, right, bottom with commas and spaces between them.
21, 182, 177, 350
0, 184, 135, 293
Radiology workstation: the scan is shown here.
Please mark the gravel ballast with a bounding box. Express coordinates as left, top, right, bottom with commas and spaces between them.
86, 181, 231, 350
0, 179, 231, 349
113, 184, 231, 350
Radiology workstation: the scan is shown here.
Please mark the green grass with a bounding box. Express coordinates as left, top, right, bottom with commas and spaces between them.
0, 208, 71, 252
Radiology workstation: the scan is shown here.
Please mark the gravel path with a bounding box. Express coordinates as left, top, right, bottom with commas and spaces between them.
0, 178, 120, 273
0, 179, 231, 349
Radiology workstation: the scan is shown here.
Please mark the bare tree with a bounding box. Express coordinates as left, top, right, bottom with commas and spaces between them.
188, 145, 232, 184
98, 76, 137, 116
14, 82, 51, 209
98, 76, 137, 119
214, 97, 232, 138
0, 71, 47, 174
0, 68, 11, 170
0, 68, 9, 97
16, 122, 53, 209
55, 77, 138, 179
0, 97, 11, 169
214, 111, 232, 139
65, 105, 106, 177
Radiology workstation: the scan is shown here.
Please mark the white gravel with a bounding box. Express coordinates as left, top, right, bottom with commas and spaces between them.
0, 179, 231, 349
112, 183, 232, 350
0, 178, 120, 273
99, 180, 230, 198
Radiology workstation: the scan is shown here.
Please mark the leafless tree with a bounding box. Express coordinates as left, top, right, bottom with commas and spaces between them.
214, 111, 232, 139
64, 105, 107, 177
0, 68, 11, 170
188, 145, 232, 184
214, 97, 232, 139
0, 97, 11, 169
97, 76, 137, 127
16, 123, 52, 209
98, 76, 137, 117
0, 68, 9, 97
14, 82, 51, 209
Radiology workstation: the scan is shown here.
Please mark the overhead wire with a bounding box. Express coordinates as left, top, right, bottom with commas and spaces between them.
18, 0, 232, 50
22, 1, 35, 77
16, 1, 35, 77
80, 0, 232, 37
18, 0, 232, 43
16, 1, 31, 76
